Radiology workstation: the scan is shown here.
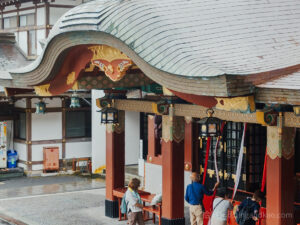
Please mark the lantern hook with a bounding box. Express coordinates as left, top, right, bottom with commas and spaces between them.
206, 108, 214, 117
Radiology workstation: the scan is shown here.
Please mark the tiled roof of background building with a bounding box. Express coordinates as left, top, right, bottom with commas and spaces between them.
0, 33, 29, 79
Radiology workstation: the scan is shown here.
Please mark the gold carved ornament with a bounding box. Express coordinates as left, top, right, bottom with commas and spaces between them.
88, 45, 133, 82
34, 84, 51, 96
215, 95, 255, 113
34, 71, 77, 97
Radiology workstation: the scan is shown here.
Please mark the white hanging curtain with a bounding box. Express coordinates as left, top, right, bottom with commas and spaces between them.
232, 123, 247, 200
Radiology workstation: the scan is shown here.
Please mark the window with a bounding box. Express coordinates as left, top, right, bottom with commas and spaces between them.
140, 112, 148, 160
14, 112, 26, 140
66, 111, 91, 138
4, 16, 17, 29
225, 122, 246, 189
199, 122, 267, 195
246, 124, 266, 192
19, 14, 34, 27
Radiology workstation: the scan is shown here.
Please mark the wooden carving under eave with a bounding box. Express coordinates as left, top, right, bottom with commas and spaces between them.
34, 84, 51, 96
256, 110, 278, 126
66, 72, 76, 85
89, 45, 133, 82
215, 95, 255, 113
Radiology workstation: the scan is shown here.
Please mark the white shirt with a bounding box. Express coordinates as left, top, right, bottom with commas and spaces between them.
125, 189, 143, 213
211, 197, 233, 221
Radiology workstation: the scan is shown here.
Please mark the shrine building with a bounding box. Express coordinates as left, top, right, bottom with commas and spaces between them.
0, 0, 299, 224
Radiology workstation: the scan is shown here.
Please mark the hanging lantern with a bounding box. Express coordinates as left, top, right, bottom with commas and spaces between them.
99, 106, 118, 124
197, 109, 221, 137
35, 100, 46, 114
70, 92, 81, 108
293, 106, 300, 116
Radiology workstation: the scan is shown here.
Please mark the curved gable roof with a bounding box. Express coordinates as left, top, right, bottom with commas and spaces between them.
4, 0, 300, 98
34, 0, 300, 78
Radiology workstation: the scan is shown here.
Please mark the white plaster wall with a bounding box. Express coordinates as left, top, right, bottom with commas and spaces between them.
125, 111, 140, 165
19, 9, 35, 15
144, 163, 192, 200
36, 29, 46, 55
144, 162, 162, 194
49, 7, 69, 25
14, 143, 27, 161
32, 112, 62, 141
36, 7, 45, 26
19, 2, 34, 9
91, 90, 106, 173
31, 144, 62, 162
14, 32, 19, 43
32, 165, 43, 171
53, 0, 82, 5
3, 12, 17, 18
66, 142, 91, 159
31, 98, 61, 108
18, 31, 28, 55
3, 5, 15, 12
18, 163, 27, 170
14, 99, 26, 108
184, 170, 192, 206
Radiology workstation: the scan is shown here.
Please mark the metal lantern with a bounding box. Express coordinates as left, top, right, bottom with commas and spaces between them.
70, 92, 81, 108
100, 106, 118, 124
294, 106, 300, 116
35, 100, 46, 114
197, 109, 221, 137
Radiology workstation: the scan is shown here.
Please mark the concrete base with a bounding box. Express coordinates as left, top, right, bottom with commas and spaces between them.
105, 199, 119, 218
25, 170, 75, 177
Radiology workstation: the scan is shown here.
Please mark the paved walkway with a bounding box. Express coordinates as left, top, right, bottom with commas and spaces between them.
0, 176, 190, 225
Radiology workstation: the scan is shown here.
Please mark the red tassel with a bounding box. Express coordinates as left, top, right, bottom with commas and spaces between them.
261, 148, 267, 193
202, 137, 211, 185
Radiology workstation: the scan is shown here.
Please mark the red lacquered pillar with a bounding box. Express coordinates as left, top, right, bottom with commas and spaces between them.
266, 126, 295, 225
105, 111, 125, 218
161, 114, 185, 225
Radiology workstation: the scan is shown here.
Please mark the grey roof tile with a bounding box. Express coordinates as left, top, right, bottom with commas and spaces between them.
11, 0, 300, 78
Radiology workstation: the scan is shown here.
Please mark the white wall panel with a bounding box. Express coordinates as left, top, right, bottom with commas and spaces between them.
3, 12, 17, 18
36, 7, 45, 26
91, 90, 106, 173
125, 111, 140, 165
19, 9, 35, 15
19, 2, 34, 9
18, 162, 27, 170
49, 7, 69, 25
14, 143, 27, 161
18, 31, 28, 55
36, 29, 46, 55
184, 171, 192, 206
14, 99, 26, 108
32, 164, 43, 171
66, 142, 91, 159
145, 162, 162, 194
144, 163, 191, 200
31, 97, 61, 108
32, 144, 62, 161
32, 112, 62, 141
52, 0, 82, 5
